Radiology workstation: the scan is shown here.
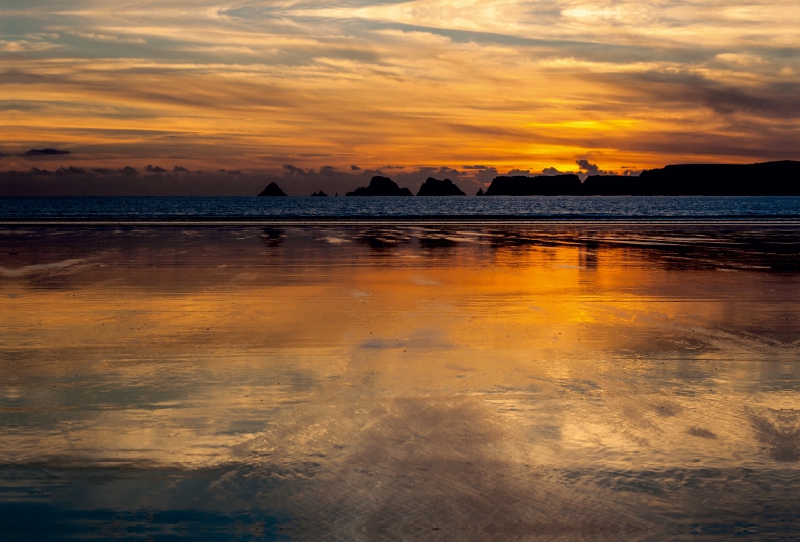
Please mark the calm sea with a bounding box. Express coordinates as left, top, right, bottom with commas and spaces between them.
2, 195, 800, 221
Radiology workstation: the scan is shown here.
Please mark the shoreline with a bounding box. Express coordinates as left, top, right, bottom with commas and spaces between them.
4, 217, 800, 226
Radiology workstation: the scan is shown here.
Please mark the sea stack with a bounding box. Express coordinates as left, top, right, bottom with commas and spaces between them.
346, 176, 412, 196
416, 177, 466, 196
258, 182, 287, 196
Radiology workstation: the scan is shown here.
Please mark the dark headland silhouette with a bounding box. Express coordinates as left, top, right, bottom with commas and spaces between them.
582, 161, 800, 196
311, 191, 328, 197
257, 182, 287, 196
482, 174, 581, 196
484, 161, 800, 196
416, 177, 466, 196
346, 176, 413, 196
257, 161, 800, 197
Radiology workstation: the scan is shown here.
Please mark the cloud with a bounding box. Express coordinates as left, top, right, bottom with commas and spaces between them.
173, 166, 189, 172
350, 165, 361, 170
462, 165, 488, 170
506, 169, 533, 176
474, 167, 500, 184
145, 164, 167, 172
540, 167, 563, 176
576, 159, 614, 176
0, 0, 797, 175
23, 148, 70, 156
56, 166, 86, 175
0, 40, 60, 52
282, 164, 307, 175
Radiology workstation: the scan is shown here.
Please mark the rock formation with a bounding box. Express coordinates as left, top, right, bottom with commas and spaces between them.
416, 177, 466, 196
346, 176, 413, 196
580, 161, 800, 195
258, 182, 287, 196
484, 174, 581, 196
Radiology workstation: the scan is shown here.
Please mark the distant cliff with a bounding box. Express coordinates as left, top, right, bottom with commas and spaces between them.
346, 176, 413, 196
484, 174, 581, 196
416, 177, 466, 196
484, 161, 800, 196
632, 161, 800, 195
257, 182, 287, 196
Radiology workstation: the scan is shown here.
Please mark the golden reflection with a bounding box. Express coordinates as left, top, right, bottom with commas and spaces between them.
2, 225, 800, 536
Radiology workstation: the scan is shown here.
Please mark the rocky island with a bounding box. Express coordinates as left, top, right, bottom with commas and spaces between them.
416, 177, 466, 196
346, 176, 413, 196
257, 182, 287, 196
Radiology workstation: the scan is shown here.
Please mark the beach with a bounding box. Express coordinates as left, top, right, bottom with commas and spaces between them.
2, 223, 800, 540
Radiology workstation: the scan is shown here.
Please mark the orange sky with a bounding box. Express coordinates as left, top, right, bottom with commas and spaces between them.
2, 0, 799, 177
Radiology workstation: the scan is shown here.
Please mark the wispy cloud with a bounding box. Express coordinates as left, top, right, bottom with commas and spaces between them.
0, 0, 797, 174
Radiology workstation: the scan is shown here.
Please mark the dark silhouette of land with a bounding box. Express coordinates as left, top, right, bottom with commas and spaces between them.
416, 177, 466, 196
346, 176, 413, 196
483, 174, 582, 196
628, 161, 800, 195
481, 161, 800, 196
258, 182, 287, 196
311, 191, 328, 197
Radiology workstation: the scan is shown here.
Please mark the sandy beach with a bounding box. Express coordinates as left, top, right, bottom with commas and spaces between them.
2, 224, 800, 540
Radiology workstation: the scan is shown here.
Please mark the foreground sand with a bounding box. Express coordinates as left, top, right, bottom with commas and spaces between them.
2, 224, 800, 540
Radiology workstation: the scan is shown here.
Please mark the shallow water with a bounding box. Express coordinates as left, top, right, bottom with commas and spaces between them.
2, 224, 800, 540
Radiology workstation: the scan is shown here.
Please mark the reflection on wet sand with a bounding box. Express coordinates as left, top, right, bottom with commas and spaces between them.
2, 225, 800, 539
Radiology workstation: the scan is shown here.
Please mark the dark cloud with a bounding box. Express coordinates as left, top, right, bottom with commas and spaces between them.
462, 165, 488, 169
350, 165, 361, 171
173, 166, 189, 172
22, 148, 70, 156
56, 166, 86, 175
30, 167, 53, 175
575, 159, 616, 181
506, 169, 534, 176
576, 159, 614, 175
320, 165, 337, 175
380, 165, 405, 170
594, 70, 800, 119
122, 166, 137, 175
282, 164, 307, 175
145, 164, 167, 172
474, 167, 499, 185
541, 167, 564, 176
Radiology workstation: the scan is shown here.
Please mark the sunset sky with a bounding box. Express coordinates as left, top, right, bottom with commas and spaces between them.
2, 0, 799, 178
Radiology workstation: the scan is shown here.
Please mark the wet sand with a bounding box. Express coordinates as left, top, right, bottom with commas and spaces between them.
2, 224, 800, 540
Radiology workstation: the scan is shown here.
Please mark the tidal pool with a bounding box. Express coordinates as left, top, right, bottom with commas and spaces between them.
2, 224, 800, 540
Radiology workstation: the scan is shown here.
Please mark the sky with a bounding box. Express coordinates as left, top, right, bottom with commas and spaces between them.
1, 0, 799, 190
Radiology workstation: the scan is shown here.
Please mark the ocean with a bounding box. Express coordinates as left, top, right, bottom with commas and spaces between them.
2, 195, 800, 221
